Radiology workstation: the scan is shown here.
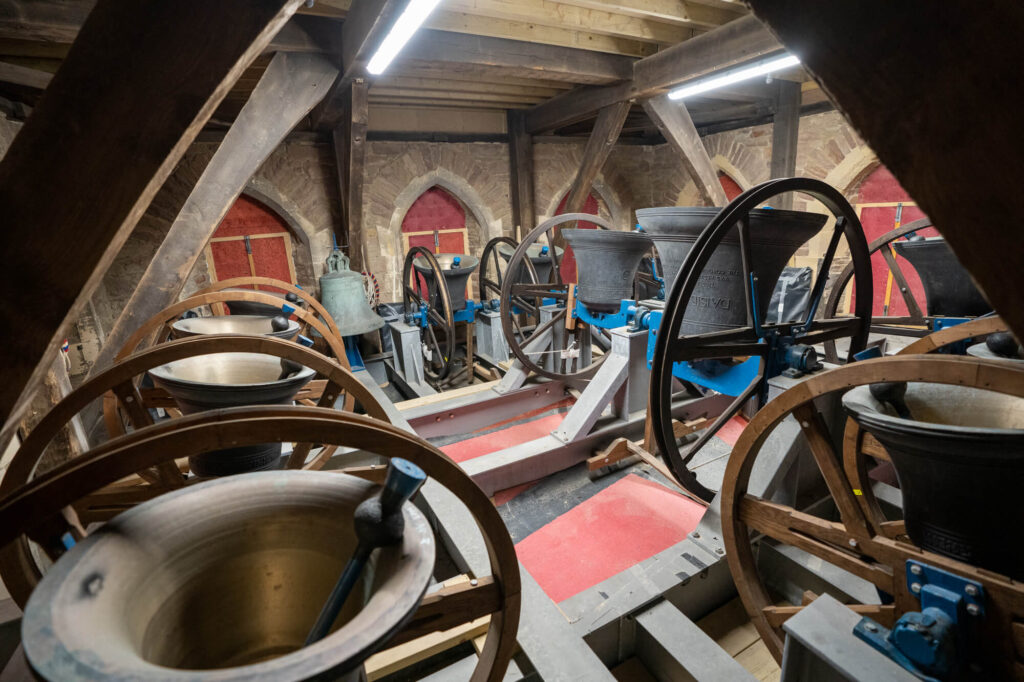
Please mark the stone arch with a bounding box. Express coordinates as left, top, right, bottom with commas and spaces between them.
387, 168, 500, 294
824, 144, 879, 197
713, 154, 754, 191
541, 177, 629, 231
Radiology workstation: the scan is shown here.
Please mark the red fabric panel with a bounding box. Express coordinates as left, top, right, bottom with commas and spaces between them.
715, 414, 749, 448
437, 231, 466, 254
718, 172, 743, 201
854, 166, 936, 316
209, 240, 250, 281
556, 192, 600, 284
402, 186, 466, 234
515, 474, 706, 603
407, 234, 436, 251
251, 236, 291, 294
213, 195, 290, 238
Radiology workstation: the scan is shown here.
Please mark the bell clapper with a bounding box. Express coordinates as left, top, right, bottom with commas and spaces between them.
305, 458, 427, 645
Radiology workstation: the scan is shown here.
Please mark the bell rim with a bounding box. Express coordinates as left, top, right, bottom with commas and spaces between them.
561, 228, 653, 247
635, 205, 828, 224
148, 352, 316, 389
170, 316, 300, 339
22, 470, 436, 681
842, 383, 1024, 445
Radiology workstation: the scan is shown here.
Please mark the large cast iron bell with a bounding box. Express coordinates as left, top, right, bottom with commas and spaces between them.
22, 471, 435, 681
171, 314, 300, 340
843, 382, 1024, 580
149, 353, 315, 476
413, 253, 480, 311
562, 229, 653, 313
496, 242, 564, 284
892, 237, 991, 317
320, 250, 385, 336
635, 207, 825, 334
223, 287, 301, 317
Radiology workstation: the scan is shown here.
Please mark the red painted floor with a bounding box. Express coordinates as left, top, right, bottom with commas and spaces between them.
714, 414, 749, 447
514, 474, 707, 603
440, 412, 566, 464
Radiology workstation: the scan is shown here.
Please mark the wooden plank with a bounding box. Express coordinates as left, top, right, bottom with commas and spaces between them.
368, 86, 546, 105
525, 14, 779, 133
769, 78, 800, 208
374, 75, 564, 98
87, 52, 337, 378
560, 100, 631, 220
508, 110, 537, 237
745, 1, 1024, 343
336, 78, 369, 271
0, 0, 304, 433
0, 59, 51, 89
400, 29, 635, 85
556, 0, 745, 29
643, 93, 727, 205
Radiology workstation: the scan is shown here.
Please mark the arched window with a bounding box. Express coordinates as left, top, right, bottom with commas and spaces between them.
401, 186, 469, 255
205, 195, 297, 293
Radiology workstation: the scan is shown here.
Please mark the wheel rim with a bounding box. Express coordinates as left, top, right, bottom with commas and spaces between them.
402, 247, 457, 384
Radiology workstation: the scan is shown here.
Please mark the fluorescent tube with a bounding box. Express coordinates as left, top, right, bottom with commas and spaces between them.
366, 0, 444, 76
668, 54, 801, 101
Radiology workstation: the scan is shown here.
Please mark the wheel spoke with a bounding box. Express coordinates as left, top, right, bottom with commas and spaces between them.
795, 317, 865, 347
669, 340, 767, 364
391, 576, 502, 646
879, 245, 924, 319
738, 495, 894, 591
762, 603, 895, 629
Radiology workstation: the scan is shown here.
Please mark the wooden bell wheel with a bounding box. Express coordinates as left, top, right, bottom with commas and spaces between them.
821, 218, 947, 363
843, 315, 1010, 536
650, 177, 873, 502
193, 274, 316, 315
0, 336, 391, 607
402, 247, 458, 384
478, 236, 539, 305
499, 213, 619, 381
721, 354, 1024, 677
0, 406, 520, 682
104, 289, 356, 436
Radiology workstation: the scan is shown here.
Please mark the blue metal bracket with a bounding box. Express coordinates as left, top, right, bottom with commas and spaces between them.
406, 303, 430, 328
572, 297, 644, 330
282, 303, 296, 316
453, 299, 485, 324
853, 561, 985, 680
297, 334, 314, 348
343, 335, 366, 371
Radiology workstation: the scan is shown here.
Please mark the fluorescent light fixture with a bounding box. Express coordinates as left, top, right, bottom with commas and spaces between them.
366, 0, 443, 76
667, 54, 801, 101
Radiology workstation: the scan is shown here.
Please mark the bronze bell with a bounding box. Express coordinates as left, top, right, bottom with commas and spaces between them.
413, 253, 480, 311
223, 287, 301, 317
171, 314, 300, 340
892, 237, 992, 317
148, 353, 315, 476
843, 382, 1024, 580
561, 228, 654, 313
496, 242, 564, 284
320, 250, 385, 337
635, 207, 825, 334
21, 470, 435, 681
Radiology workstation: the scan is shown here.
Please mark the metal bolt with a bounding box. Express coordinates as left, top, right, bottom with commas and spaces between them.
966, 603, 980, 616
800, 421, 810, 428
965, 585, 979, 597
692, 531, 701, 539
125, 395, 134, 403
715, 547, 724, 554
865, 622, 878, 633
848, 538, 858, 548
470, 578, 478, 587
911, 582, 922, 594
910, 564, 923, 575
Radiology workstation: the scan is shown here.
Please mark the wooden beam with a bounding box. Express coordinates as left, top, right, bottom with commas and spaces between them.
745, 1, 1024, 345
644, 94, 726, 205
508, 110, 536, 238
400, 30, 635, 85
332, 79, 369, 271
557, 101, 631, 244
0, 0, 303, 431
769, 78, 800, 208
88, 53, 338, 378
525, 14, 779, 133
311, 0, 410, 130
553, 0, 745, 29
0, 60, 52, 89
373, 75, 564, 98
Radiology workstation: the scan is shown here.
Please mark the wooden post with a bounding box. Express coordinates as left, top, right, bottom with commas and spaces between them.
562, 101, 631, 218
507, 110, 536, 237
644, 94, 728, 206
770, 79, 801, 209
0, 0, 304, 432
745, 2, 1024, 342
87, 52, 338, 379
331, 79, 369, 272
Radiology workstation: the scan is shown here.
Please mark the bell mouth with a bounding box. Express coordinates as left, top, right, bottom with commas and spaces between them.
842, 382, 1024, 439
414, 253, 479, 275
149, 352, 315, 390
171, 315, 300, 340
561, 228, 653, 248
967, 341, 1024, 362
22, 471, 436, 680
496, 242, 564, 263
635, 207, 827, 246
